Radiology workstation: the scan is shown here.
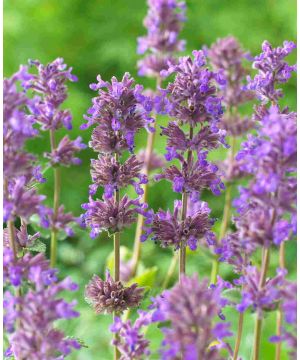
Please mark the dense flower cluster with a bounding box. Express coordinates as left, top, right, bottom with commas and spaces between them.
4, 250, 80, 359
142, 200, 215, 250
246, 41, 296, 103
110, 310, 152, 359
85, 271, 144, 314
137, 0, 186, 77
4, 69, 45, 223
151, 274, 232, 359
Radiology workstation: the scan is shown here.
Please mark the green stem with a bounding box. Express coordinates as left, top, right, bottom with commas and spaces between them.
131, 77, 161, 277
252, 247, 270, 360
162, 251, 179, 289
179, 190, 188, 280
232, 308, 244, 360
49, 130, 61, 268
210, 137, 236, 284
178, 126, 193, 282
113, 153, 120, 360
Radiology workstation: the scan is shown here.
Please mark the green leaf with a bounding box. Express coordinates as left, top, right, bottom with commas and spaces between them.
28, 238, 46, 253
128, 266, 158, 287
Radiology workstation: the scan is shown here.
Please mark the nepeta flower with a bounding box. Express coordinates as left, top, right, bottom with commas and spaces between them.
246, 40, 296, 103
137, 0, 186, 77
151, 274, 232, 359
40, 205, 75, 237
208, 36, 253, 107
215, 232, 255, 273
82, 196, 142, 238
3, 225, 40, 251
156, 153, 224, 196
4, 252, 80, 359
161, 122, 227, 160
45, 135, 86, 166
4, 176, 45, 222
110, 310, 152, 359
85, 271, 143, 314
82, 73, 153, 152
160, 50, 225, 127
236, 266, 286, 317
90, 154, 146, 197
143, 200, 215, 250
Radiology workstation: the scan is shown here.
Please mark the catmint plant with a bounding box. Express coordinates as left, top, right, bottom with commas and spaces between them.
151, 274, 233, 359
216, 40, 296, 360
3, 67, 81, 359
131, 0, 187, 278
207, 36, 254, 284
142, 50, 227, 280
22, 58, 86, 267
81, 72, 153, 359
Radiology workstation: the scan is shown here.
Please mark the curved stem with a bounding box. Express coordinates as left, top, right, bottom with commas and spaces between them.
232, 307, 244, 360
49, 130, 61, 268
252, 247, 270, 360
131, 77, 161, 277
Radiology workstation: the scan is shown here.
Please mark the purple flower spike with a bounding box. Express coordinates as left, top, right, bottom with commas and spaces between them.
246, 40, 296, 103
151, 274, 232, 359
137, 0, 186, 78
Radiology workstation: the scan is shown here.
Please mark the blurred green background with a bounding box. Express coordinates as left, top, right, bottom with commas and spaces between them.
4, 0, 296, 359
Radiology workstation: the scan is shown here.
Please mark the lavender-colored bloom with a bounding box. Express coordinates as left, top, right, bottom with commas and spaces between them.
156, 153, 224, 196
45, 135, 86, 166
82, 195, 142, 238
82, 73, 153, 152
143, 200, 214, 250
236, 266, 286, 317
236, 107, 296, 217
3, 225, 40, 251
137, 0, 186, 77
4, 176, 45, 222
90, 154, 146, 197
161, 122, 227, 159
208, 36, 253, 107
151, 274, 232, 359
215, 232, 256, 273
4, 252, 80, 359
24, 58, 77, 130
85, 271, 144, 314
41, 205, 75, 236
4, 249, 55, 288
246, 40, 296, 103
110, 310, 152, 359
159, 50, 224, 127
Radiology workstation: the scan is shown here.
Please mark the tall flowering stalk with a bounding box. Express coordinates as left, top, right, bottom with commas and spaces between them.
151, 274, 233, 359
142, 50, 227, 281
131, 0, 186, 277
22, 58, 86, 267
207, 36, 254, 284
3, 67, 81, 359
81, 73, 152, 359
216, 40, 296, 360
